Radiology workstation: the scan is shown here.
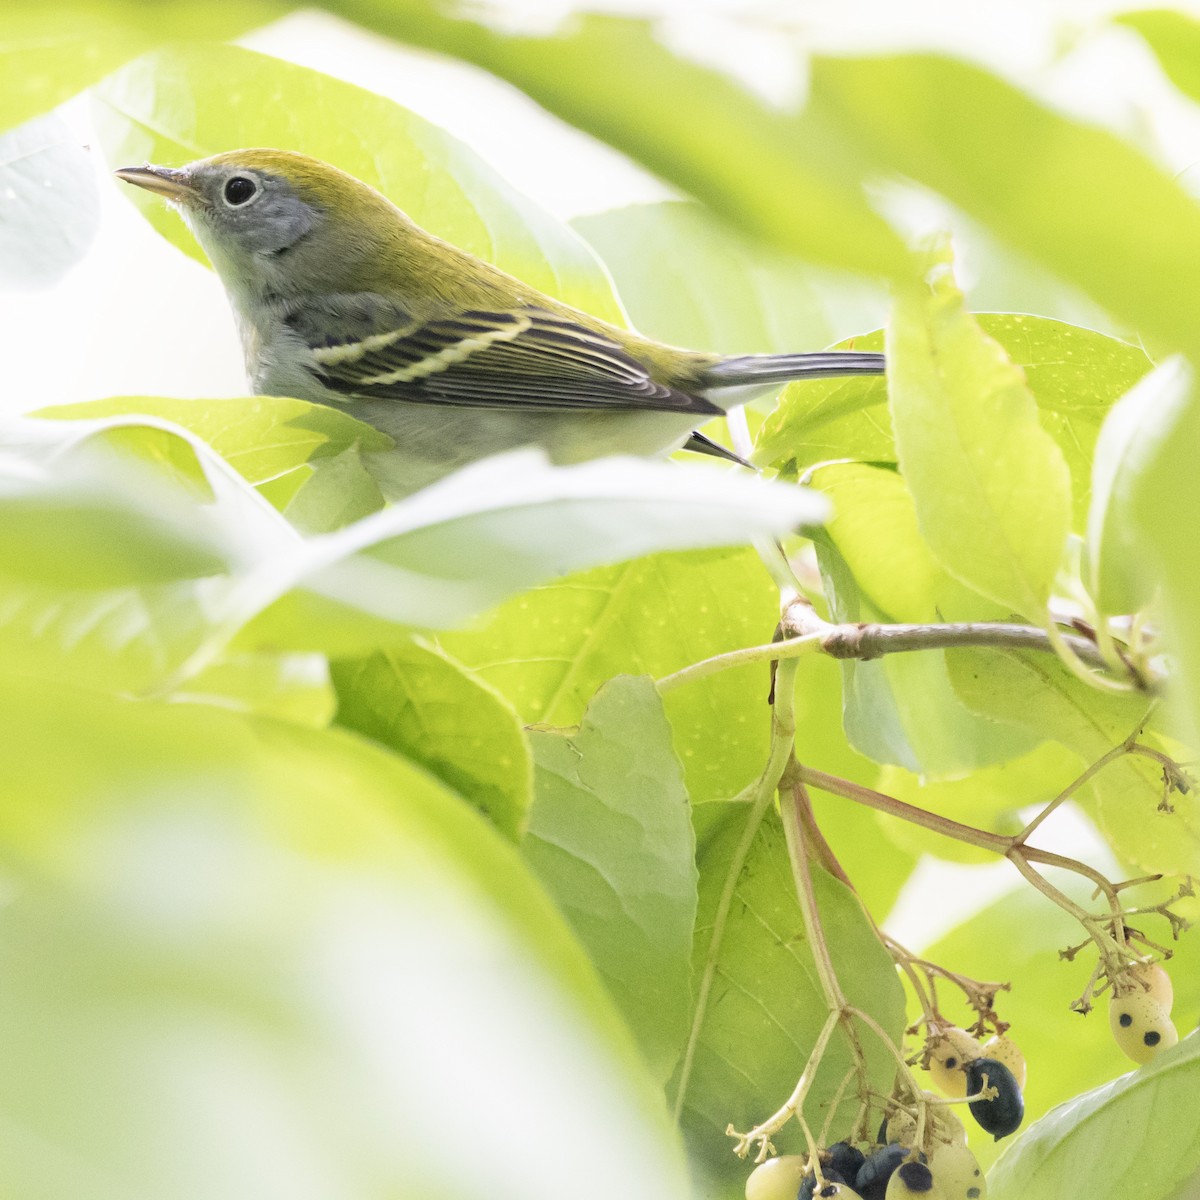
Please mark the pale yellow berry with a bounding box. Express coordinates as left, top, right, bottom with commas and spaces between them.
926, 1027, 982, 1099
1109, 992, 1179, 1064
980, 1035, 1027, 1091
929, 1143, 986, 1200
1128, 962, 1174, 1013
745, 1155, 806, 1200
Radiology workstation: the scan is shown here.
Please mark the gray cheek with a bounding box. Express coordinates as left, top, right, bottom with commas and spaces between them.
246, 196, 318, 257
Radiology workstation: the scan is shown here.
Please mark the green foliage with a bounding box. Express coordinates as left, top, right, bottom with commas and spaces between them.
679, 809, 905, 1196
0, 675, 690, 1200
755, 316, 1152, 531
806, 51, 1200, 347
988, 1032, 1200, 1200
440, 547, 783, 808
888, 259, 1071, 623
572, 201, 889, 356
92, 42, 623, 319
526, 676, 698, 1084
320, 0, 912, 277
0, 1, 281, 133
6, 6, 1200, 1199
332, 641, 533, 840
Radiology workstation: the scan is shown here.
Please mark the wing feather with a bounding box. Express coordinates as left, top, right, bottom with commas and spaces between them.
299, 307, 718, 416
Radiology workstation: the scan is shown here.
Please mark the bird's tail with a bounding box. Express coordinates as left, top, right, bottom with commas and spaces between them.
702, 350, 885, 388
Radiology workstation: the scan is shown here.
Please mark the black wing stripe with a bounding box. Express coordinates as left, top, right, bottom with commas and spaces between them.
308, 307, 720, 415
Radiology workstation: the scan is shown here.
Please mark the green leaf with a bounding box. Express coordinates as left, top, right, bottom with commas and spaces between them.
177, 651, 335, 726
92, 41, 624, 320
807, 52, 1200, 350
239, 452, 825, 657
332, 640, 532, 841
1085, 358, 1191, 615
988, 1030, 1200, 1199
0, 113, 99, 287
811, 462, 1036, 775
37, 395, 393, 487
1128, 361, 1200, 748
573, 201, 888, 355
887, 266, 1072, 621
755, 316, 1149, 532
0, 419, 243, 589
948, 649, 1200, 876
1117, 9, 1200, 105
674, 805, 905, 1195
318, 1, 911, 278
0, 674, 690, 1200
439, 547, 781, 809
0, 1, 280, 132
526, 676, 697, 1083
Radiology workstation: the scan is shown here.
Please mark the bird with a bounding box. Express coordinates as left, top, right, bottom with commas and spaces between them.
116, 150, 885, 496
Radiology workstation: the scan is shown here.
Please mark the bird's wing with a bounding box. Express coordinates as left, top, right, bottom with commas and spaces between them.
294, 307, 720, 416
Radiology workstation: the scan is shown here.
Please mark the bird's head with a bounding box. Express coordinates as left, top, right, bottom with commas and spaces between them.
115, 149, 411, 302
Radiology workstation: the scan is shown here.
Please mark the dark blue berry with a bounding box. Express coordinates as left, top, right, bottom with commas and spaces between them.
966, 1057, 1024, 1140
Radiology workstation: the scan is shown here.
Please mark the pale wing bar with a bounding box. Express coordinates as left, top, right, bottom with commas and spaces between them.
307, 308, 720, 415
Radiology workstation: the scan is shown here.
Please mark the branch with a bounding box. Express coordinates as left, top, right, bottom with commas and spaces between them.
782, 602, 1120, 675
656, 602, 1156, 695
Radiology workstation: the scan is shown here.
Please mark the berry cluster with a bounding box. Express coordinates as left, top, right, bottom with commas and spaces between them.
744, 1135, 986, 1200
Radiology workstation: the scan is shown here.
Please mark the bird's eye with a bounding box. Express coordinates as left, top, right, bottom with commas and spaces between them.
223, 176, 258, 206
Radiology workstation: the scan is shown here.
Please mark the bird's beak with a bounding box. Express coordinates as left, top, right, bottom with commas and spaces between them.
113, 164, 198, 204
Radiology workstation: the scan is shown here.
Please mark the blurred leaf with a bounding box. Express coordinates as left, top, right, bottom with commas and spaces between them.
0, 113, 98, 288
0, 420, 249, 589
947, 208, 1127, 339
674, 806, 905, 1195
1117, 9, 1200, 104
573, 201, 888, 354
948, 649, 1200, 876
0, 578, 223, 694
176, 651, 335, 725
988, 1030, 1200, 1199
1085, 358, 1190, 615
282, 447, 387, 532
1129, 361, 1200, 748
811, 463, 1035, 775
755, 317, 1149, 531
0, 1, 280, 132
0, 676, 691, 1200
332, 640, 532, 841
808, 52, 1200, 349
38, 395, 392, 487
440, 547, 780, 809
317, 1, 910, 277
526, 676, 697, 1083
92, 42, 624, 319
887, 265, 1072, 622
242, 450, 821, 662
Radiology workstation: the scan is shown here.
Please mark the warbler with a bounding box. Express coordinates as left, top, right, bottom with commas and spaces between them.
116, 150, 885, 494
